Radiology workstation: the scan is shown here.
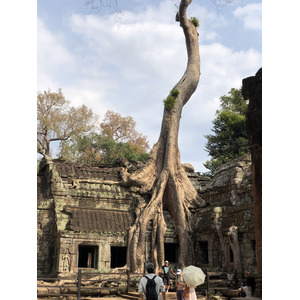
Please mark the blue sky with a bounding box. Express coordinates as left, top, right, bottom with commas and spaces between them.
37, 0, 262, 172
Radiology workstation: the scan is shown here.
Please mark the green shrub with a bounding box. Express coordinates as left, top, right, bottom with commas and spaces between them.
190, 17, 199, 28
163, 89, 179, 110
171, 88, 179, 98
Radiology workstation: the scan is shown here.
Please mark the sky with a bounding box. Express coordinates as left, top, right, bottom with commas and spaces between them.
37, 0, 262, 173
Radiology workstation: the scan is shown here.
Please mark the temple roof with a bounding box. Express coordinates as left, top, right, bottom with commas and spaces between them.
52, 159, 122, 182
64, 206, 134, 233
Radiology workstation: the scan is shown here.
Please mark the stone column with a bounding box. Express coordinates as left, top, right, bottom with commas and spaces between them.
242, 68, 262, 276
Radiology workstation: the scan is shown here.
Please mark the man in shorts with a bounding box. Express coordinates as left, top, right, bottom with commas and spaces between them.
159, 260, 176, 293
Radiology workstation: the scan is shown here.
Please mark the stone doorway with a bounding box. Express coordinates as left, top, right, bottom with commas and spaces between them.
78, 245, 98, 268
110, 246, 127, 268
164, 243, 178, 263
198, 241, 209, 264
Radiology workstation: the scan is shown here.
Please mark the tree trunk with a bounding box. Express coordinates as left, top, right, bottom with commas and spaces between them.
121, 0, 201, 272
228, 226, 242, 279
213, 207, 226, 268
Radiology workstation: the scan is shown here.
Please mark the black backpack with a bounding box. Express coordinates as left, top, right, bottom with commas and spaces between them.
144, 275, 158, 300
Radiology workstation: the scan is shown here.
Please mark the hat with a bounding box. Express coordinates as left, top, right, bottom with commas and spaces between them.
146, 262, 154, 270
165, 260, 169, 264
176, 269, 182, 274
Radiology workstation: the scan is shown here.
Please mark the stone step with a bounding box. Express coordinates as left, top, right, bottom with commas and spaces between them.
119, 291, 178, 300
231, 298, 261, 300
119, 292, 140, 300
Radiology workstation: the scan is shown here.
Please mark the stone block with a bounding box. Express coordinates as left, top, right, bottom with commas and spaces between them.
48, 287, 61, 295
101, 288, 111, 296
37, 287, 49, 295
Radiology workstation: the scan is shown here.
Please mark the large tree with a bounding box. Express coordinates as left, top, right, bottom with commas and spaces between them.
37, 89, 98, 157
58, 110, 150, 164
100, 110, 149, 156
120, 0, 204, 272
204, 88, 249, 174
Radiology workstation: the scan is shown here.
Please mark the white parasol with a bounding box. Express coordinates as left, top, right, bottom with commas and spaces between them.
182, 265, 206, 287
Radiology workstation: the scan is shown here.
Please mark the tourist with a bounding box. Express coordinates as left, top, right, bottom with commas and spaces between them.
159, 260, 176, 293
238, 270, 256, 297
138, 262, 166, 300
183, 284, 197, 300
175, 269, 185, 300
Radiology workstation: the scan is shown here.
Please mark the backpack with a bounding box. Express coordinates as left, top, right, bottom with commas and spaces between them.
144, 275, 158, 300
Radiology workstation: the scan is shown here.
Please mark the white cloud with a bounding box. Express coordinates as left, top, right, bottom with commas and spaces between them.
37, 17, 76, 90
233, 3, 262, 31
37, 0, 261, 171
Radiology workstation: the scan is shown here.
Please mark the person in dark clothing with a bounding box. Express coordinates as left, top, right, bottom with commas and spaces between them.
158, 260, 176, 293
238, 270, 256, 297
245, 271, 256, 296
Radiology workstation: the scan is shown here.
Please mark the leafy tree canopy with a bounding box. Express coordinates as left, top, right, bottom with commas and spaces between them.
218, 87, 248, 115
37, 90, 149, 165
58, 110, 150, 164
37, 89, 98, 157
100, 110, 149, 156
203, 88, 249, 175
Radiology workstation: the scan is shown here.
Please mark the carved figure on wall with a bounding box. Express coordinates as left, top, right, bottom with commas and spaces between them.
62, 248, 71, 272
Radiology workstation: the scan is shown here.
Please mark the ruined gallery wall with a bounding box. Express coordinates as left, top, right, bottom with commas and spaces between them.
37, 158, 148, 276
192, 154, 256, 274
37, 163, 58, 277
37, 155, 255, 277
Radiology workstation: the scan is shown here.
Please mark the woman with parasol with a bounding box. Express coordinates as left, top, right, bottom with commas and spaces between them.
182, 266, 206, 300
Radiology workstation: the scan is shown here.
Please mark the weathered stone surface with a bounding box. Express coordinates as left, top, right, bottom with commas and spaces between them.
64, 207, 134, 233
193, 154, 256, 276
37, 154, 256, 281
243, 68, 262, 277
181, 163, 195, 173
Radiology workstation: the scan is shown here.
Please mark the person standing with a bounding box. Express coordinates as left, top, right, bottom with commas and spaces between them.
175, 269, 185, 300
159, 260, 176, 293
238, 270, 256, 297
183, 285, 197, 300
138, 262, 166, 300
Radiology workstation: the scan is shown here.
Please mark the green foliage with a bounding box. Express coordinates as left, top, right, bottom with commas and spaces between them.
164, 96, 176, 109
190, 17, 199, 28
218, 88, 248, 115
59, 131, 149, 165
171, 88, 179, 98
163, 89, 179, 110
37, 88, 98, 157
204, 88, 249, 175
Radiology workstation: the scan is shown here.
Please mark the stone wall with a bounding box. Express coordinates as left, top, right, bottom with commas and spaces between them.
192, 154, 256, 275
37, 169, 57, 277
37, 158, 148, 277
37, 154, 256, 278
243, 68, 262, 277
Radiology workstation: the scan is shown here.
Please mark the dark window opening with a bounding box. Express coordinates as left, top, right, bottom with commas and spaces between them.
251, 240, 257, 265
229, 247, 234, 262
164, 243, 178, 263
78, 245, 98, 268
111, 246, 127, 268
198, 241, 209, 264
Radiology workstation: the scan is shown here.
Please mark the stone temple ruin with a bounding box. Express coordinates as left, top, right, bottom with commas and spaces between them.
37, 69, 262, 297
37, 154, 255, 275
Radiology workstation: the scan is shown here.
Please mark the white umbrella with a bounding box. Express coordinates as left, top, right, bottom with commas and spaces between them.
182, 265, 206, 287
